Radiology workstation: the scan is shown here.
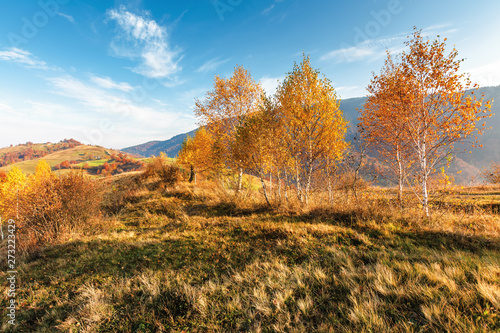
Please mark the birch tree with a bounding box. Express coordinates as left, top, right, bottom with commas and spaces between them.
360, 54, 414, 205
276, 55, 348, 205
194, 66, 263, 192
365, 29, 492, 215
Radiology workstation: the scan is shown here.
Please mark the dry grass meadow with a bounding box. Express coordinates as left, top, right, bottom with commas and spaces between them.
1, 169, 499, 332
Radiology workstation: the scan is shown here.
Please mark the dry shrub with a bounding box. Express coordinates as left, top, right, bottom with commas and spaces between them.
335, 173, 369, 192
142, 155, 181, 190
18, 171, 103, 252
481, 162, 500, 184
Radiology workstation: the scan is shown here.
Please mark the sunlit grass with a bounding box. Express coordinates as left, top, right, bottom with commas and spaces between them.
1, 176, 499, 332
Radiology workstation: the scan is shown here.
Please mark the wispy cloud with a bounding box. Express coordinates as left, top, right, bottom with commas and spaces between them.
321, 23, 457, 65
90, 75, 134, 92
0, 102, 17, 117
152, 98, 170, 107
47, 75, 189, 129
0, 102, 12, 111
197, 57, 231, 73
0, 48, 53, 70
260, 76, 284, 95
25, 100, 70, 117
336, 86, 364, 99
421, 23, 457, 37
57, 12, 75, 23
106, 5, 182, 79
321, 45, 377, 63
262, 4, 275, 15
262, 0, 286, 16
320, 34, 407, 64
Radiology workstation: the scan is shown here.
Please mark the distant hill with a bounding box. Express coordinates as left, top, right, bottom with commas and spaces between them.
122, 86, 500, 183
0, 138, 82, 167
0, 145, 112, 174
0, 142, 144, 176
122, 129, 197, 158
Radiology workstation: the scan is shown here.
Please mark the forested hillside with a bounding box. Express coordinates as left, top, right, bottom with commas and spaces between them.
122, 130, 197, 158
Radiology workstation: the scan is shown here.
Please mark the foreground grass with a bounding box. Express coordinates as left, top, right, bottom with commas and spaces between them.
1, 178, 500, 332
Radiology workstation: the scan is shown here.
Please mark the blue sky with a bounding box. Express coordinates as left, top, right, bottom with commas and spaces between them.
0, 0, 499, 149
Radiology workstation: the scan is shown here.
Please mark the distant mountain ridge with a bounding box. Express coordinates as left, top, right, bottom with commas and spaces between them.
120, 96, 370, 158
122, 86, 500, 183
122, 129, 197, 158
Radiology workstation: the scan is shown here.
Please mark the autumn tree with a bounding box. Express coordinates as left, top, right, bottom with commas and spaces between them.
367, 29, 492, 215
481, 162, 500, 184
276, 54, 348, 205
234, 95, 281, 206
194, 65, 264, 192
0, 166, 26, 220
178, 127, 219, 183
360, 54, 415, 205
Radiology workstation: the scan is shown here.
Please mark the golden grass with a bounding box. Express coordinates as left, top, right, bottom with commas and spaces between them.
1, 175, 499, 332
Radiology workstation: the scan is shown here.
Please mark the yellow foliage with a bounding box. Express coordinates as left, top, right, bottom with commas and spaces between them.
0, 166, 27, 220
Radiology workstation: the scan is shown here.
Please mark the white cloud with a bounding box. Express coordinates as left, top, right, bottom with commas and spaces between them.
320, 34, 409, 64
321, 45, 376, 63
90, 75, 134, 92
320, 23, 458, 65
57, 12, 75, 23
320, 32, 410, 64
465, 61, 500, 87
421, 23, 457, 37
336, 86, 365, 99
0, 102, 13, 112
152, 99, 170, 107
107, 5, 181, 79
47, 75, 190, 130
260, 76, 283, 95
0, 48, 51, 70
197, 57, 231, 73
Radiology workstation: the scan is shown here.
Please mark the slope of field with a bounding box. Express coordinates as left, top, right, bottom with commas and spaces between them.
0, 145, 112, 174
0, 139, 82, 167
2, 174, 499, 332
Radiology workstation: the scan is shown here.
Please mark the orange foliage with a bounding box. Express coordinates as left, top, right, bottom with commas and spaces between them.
194, 65, 264, 191
360, 28, 492, 215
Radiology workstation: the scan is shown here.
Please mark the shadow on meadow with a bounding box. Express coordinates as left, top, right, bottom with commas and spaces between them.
4, 178, 500, 332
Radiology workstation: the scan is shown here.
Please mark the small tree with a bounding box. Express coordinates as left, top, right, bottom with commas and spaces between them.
481, 162, 500, 184
194, 65, 263, 192
0, 167, 26, 220
360, 54, 415, 206
178, 127, 219, 183
234, 95, 279, 206
276, 54, 348, 205
363, 29, 492, 215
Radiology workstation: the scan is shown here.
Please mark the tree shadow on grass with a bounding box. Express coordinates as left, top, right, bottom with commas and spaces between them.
391, 228, 500, 253
325, 209, 498, 253
186, 201, 273, 218
263, 207, 500, 254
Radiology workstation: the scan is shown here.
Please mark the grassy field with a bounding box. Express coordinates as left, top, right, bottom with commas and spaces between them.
0, 143, 49, 157
0, 146, 113, 174
1, 175, 499, 332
